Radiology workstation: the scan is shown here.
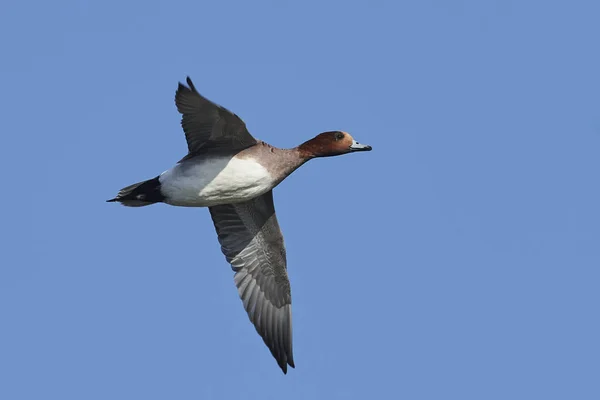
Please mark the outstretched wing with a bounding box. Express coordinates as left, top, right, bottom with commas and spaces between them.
209, 191, 294, 373
175, 77, 257, 160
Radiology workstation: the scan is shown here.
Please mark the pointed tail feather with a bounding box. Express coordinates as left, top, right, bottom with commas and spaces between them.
107, 176, 164, 207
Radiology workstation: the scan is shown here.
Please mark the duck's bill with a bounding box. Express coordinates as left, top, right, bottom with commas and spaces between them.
349, 140, 372, 152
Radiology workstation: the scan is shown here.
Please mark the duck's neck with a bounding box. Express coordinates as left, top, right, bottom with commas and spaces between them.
275, 146, 312, 177
267, 141, 321, 184
249, 143, 312, 187
297, 138, 325, 159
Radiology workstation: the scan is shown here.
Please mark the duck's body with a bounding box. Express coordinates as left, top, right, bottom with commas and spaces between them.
108, 77, 372, 373
160, 144, 304, 207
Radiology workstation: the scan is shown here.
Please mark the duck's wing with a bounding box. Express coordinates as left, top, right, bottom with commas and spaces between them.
175, 77, 257, 161
209, 190, 294, 373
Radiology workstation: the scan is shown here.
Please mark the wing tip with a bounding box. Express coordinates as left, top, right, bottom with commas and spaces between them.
175, 76, 196, 96
186, 76, 197, 92
277, 358, 295, 374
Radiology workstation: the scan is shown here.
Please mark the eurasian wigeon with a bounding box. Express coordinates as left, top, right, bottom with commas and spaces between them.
108, 77, 372, 373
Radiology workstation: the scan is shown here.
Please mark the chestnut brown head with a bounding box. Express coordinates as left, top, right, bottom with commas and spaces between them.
298, 131, 372, 159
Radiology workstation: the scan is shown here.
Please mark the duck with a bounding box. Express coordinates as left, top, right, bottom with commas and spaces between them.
107, 77, 372, 373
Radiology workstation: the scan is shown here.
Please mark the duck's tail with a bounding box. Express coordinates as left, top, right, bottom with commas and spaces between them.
106, 176, 165, 207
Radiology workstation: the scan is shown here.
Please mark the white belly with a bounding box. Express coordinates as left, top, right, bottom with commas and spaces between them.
159, 156, 275, 207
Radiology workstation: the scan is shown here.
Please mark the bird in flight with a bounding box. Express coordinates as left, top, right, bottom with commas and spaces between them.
108, 77, 372, 373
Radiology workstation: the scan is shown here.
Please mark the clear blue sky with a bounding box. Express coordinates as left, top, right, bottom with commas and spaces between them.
1, 0, 599, 399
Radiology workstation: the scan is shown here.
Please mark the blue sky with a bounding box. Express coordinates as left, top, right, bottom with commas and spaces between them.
1, 0, 599, 398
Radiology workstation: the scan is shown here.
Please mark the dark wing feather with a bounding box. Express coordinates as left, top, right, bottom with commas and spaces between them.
175, 77, 257, 161
209, 191, 294, 373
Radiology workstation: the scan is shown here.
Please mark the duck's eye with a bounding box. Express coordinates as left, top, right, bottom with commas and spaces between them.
335, 132, 345, 140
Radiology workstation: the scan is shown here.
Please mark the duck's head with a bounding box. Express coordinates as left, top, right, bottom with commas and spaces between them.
299, 131, 372, 159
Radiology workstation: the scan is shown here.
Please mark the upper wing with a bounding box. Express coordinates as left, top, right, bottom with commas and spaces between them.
175, 77, 257, 160
209, 191, 294, 373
